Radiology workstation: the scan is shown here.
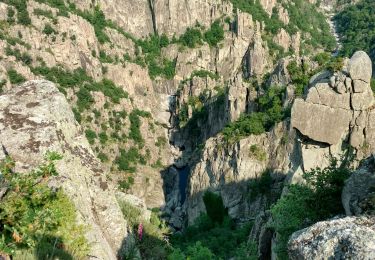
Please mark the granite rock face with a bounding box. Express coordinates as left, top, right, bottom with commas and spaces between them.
291, 52, 375, 173
0, 81, 128, 259
288, 216, 375, 260
342, 159, 375, 216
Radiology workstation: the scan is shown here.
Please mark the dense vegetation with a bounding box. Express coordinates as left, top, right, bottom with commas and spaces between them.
222, 86, 286, 143
0, 153, 88, 259
335, 0, 375, 63
230, 0, 336, 55
119, 191, 256, 259
270, 156, 352, 259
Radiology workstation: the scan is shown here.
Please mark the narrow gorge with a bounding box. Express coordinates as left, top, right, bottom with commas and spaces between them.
0, 0, 374, 259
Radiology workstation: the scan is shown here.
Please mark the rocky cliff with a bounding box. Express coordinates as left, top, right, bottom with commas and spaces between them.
0, 80, 127, 259
0, 0, 373, 259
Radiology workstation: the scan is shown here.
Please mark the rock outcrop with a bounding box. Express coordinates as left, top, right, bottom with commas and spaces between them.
0, 81, 127, 259
185, 122, 295, 224
342, 158, 375, 216
291, 51, 375, 172
288, 216, 375, 260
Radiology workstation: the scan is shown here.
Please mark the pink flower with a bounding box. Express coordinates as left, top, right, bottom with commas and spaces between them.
138, 223, 143, 241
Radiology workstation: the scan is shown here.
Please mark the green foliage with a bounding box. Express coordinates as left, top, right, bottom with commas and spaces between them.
0, 154, 88, 258
7, 69, 26, 84
202, 191, 227, 224
204, 20, 224, 47
230, 0, 335, 52
119, 202, 170, 260
249, 144, 267, 161
98, 50, 114, 63
85, 129, 97, 144
97, 152, 108, 162
248, 169, 272, 201
5, 0, 31, 25
33, 8, 57, 23
287, 60, 309, 97
222, 86, 285, 143
0, 79, 6, 93
170, 214, 252, 259
128, 109, 150, 146
179, 21, 224, 48
31, 66, 128, 111
115, 147, 145, 173
371, 78, 375, 94
7, 7, 15, 24
179, 27, 203, 48
118, 176, 134, 191
335, 0, 375, 63
270, 157, 352, 258
98, 131, 108, 144
191, 70, 219, 80
5, 45, 32, 65
155, 136, 167, 147
42, 23, 57, 35
137, 35, 176, 79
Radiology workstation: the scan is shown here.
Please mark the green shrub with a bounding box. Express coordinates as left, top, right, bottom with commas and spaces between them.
371, 78, 375, 94
97, 152, 108, 162
191, 70, 219, 80
204, 20, 224, 47
335, 0, 375, 63
5, 0, 31, 25
118, 176, 135, 191
270, 157, 352, 258
85, 129, 97, 144
43, 23, 57, 35
249, 144, 267, 161
7, 7, 15, 24
0, 79, 7, 93
170, 213, 252, 259
202, 191, 227, 224
5, 46, 32, 65
33, 8, 56, 23
248, 169, 273, 201
115, 147, 141, 173
0, 153, 89, 258
7, 69, 26, 84
98, 131, 108, 144
222, 86, 285, 143
128, 109, 150, 145
76, 86, 94, 111
179, 27, 203, 48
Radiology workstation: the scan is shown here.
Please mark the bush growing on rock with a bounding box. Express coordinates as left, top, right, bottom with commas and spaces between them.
7, 69, 26, 84
270, 157, 352, 259
0, 153, 88, 258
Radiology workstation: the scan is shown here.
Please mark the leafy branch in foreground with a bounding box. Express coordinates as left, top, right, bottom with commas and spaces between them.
0, 152, 89, 259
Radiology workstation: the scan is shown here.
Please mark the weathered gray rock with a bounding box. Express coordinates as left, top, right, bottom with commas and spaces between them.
348, 51, 372, 83
291, 99, 351, 145
342, 161, 375, 216
292, 51, 374, 146
0, 81, 128, 259
288, 216, 375, 260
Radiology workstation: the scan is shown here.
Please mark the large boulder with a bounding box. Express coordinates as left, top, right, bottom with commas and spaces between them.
291, 51, 374, 146
288, 216, 375, 260
349, 51, 372, 83
342, 159, 375, 216
0, 80, 128, 259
